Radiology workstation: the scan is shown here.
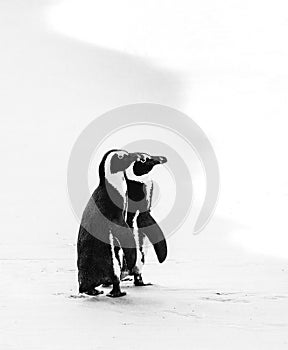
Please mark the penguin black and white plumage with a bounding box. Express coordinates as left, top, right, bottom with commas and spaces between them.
124, 153, 168, 286
77, 149, 140, 297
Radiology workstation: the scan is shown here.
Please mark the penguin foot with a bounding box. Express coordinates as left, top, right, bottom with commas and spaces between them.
107, 281, 126, 297
84, 289, 104, 296
134, 281, 153, 287
134, 274, 152, 286
107, 290, 126, 298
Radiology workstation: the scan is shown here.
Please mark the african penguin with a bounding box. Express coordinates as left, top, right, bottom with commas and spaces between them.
77, 149, 140, 297
123, 153, 168, 286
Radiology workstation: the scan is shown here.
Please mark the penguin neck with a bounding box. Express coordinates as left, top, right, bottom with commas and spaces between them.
125, 163, 153, 210
100, 158, 127, 214
104, 171, 127, 200
125, 163, 151, 184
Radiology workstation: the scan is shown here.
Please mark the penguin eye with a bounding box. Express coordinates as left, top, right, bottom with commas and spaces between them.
118, 154, 124, 159
140, 154, 149, 163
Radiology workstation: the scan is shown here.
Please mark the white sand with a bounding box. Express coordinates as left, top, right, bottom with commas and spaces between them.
1, 230, 288, 349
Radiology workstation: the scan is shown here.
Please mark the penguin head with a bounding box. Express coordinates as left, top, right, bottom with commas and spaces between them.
110, 150, 141, 173
133, 153, 167, 176
99, 150, 141, 181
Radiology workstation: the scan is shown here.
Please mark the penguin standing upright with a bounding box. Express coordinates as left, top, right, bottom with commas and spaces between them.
124, 153, 168, 286
77, 150, 140, 297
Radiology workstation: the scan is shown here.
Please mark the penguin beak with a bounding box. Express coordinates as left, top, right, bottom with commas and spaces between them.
150, 155, 167, 165
158, 156, 167, 164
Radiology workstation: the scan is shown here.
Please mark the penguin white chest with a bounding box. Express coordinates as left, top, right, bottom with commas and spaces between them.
105, 155, 128, 212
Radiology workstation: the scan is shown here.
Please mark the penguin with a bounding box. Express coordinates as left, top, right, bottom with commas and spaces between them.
77, 149, 140, 297
123, 153, 168, 286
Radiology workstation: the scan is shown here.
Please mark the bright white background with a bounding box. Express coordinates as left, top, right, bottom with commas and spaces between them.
1, 1, 288, 349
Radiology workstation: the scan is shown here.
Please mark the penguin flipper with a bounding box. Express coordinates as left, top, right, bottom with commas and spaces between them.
137, 212, 167, 263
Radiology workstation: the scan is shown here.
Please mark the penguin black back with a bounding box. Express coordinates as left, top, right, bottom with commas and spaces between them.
77, 150, 140, 297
